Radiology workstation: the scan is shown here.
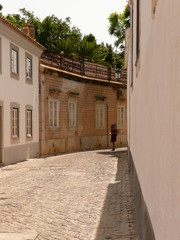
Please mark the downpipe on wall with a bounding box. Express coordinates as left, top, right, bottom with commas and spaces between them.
106, 103, 109, 148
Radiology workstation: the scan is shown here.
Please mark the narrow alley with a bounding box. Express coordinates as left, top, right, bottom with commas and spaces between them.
0, 149, 137, 240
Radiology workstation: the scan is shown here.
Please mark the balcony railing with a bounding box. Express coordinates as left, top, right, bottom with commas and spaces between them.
41, 52, 116, 81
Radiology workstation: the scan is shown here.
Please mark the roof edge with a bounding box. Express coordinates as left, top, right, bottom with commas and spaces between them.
40, 63, 125, 87
0, 15, 46, 51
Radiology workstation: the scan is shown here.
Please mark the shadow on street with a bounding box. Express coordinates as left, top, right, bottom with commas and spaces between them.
95, 150, 137, 240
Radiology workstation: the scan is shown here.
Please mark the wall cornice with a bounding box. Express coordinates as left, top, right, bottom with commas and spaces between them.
40, 64, 126, 89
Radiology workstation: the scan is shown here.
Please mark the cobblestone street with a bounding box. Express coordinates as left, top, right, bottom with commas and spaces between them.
0, 149, 137, 240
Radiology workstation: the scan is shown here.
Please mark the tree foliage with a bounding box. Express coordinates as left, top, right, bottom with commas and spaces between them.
108, 4, 130, 68
4, 7, 123, 67
108, 4, 130, 49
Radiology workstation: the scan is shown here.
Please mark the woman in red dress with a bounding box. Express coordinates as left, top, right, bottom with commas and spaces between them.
110, 124, 118, 151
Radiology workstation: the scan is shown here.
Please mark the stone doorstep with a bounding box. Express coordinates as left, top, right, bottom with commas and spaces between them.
0, 233, 38, 240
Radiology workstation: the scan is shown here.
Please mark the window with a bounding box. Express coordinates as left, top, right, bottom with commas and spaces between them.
12, 108, 19, 138
95, 102, 105, 128
49, 99, 59, 128
11, 102, 20, 143
25, 105, 33, 140
26, 53, 33, 83
117, 105, 126, 128
12, 49, 18, 74
27, 109, 32, 137
68, 100, 77, 128
10, 44, 19, 79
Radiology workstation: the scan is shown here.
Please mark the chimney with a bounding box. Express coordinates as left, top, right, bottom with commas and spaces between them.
22, 20, 35, 39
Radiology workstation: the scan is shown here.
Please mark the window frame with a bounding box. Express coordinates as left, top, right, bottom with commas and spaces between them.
12, 108, 19, 138
95, 102, 105, 129
10, 43, 19, 80
10, 102, 20, 144
25, 105, 33, 140
117, 105, 126, 129
49, 98, 59, 129
68, 99, 77, 129
25, 52, 33, 84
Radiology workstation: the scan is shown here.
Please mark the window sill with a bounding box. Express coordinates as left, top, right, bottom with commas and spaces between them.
26, 136, 33, 142
69, 127, 77, 130
49, 126, 59, 130
26, 78, 33, 85
11, 72, 19, 80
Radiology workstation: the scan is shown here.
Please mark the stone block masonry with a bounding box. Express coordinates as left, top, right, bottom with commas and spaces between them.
39, 63, 127, 156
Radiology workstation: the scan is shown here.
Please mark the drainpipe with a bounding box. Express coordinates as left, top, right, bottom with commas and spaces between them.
106, 104, 109, 148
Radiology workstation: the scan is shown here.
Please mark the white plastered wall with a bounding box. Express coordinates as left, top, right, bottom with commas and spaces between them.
0, 21, 43, 163
128, 0, 180, 239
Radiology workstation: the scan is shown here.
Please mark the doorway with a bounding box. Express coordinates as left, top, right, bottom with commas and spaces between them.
0, 106, 2, 163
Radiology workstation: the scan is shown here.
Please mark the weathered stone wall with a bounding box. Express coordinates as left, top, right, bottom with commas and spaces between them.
39, 66, 127, 156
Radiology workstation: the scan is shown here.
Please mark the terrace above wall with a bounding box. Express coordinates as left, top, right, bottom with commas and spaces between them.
41, 52, 117, 82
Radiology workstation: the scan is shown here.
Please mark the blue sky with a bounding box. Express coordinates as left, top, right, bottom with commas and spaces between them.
0, 0, 127, 46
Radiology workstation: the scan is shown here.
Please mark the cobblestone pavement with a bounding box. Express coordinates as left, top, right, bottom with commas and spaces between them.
0, 149, 137, 240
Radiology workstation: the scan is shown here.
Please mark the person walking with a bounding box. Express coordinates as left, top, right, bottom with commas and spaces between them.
110, 124, 118, 151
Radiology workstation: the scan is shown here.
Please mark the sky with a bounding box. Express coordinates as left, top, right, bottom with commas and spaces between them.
0, 0, 127, 46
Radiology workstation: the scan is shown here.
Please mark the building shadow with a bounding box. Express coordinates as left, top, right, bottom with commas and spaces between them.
94, 151, 137, 240
96, 149, 127, 158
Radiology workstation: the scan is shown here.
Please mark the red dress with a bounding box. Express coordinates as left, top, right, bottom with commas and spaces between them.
111, 129, 117, 143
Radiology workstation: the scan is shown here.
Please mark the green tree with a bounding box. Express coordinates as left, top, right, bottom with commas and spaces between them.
6, 8, 41, 39
108, 4, 130, 68
57, 38, 79, 58
83, 33, 96, 43
39, 16, 81, 52
6, 9, 82, 53
104, 44, 115, 66
6, 13, 26, 28
78, 39, 97, 61
5, 8, 118, 67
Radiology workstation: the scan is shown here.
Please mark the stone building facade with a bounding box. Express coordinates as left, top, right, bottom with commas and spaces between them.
39, 53, 127, 155
0, 16, 127, 164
